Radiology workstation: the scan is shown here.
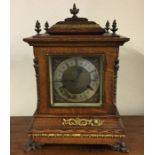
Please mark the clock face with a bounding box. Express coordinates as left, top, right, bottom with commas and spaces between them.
49, 55, 103, 107
53, 57, 99, 102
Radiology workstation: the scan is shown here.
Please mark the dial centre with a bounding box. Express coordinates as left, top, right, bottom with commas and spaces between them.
62, 66, 90, 94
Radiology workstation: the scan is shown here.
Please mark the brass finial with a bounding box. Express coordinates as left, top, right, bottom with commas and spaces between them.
35, 20, 41, 35
105, 20, 110, 33
111, 20, 118, 35
70, 3, 79, 18
44, 21, 49, 32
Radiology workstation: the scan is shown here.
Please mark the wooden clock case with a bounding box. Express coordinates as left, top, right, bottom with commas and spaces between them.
23, 4, 129, 152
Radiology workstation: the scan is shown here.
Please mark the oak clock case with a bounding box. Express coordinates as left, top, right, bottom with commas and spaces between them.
23, 4, 130, 153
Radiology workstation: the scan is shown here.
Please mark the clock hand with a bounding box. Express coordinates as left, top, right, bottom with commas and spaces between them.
75, 67, 83, 81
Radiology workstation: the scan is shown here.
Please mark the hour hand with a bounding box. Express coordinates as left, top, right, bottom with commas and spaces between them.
74, 67, 83, 81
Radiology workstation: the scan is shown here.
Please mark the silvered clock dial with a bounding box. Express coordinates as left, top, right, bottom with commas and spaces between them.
49, 55, 103, 107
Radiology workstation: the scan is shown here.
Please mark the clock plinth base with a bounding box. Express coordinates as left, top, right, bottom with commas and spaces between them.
26, 110, 127, 152
24, 139, 129, 153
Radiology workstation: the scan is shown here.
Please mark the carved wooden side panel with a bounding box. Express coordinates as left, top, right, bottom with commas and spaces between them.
114, 59, 119, 104
33, 58, 40, 105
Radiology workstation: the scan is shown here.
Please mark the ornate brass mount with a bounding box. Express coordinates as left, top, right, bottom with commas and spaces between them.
29, 133, 125, 138
62, 118, 104, 127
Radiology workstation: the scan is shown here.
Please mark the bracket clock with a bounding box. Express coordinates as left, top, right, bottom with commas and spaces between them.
23, 4, 130, 152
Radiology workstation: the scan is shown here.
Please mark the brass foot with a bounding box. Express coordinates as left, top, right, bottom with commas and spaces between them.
110, 141, 129, 153
24, 139, 44, 152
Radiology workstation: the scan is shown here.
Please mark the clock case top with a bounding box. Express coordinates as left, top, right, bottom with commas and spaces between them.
23, 9, 129, 47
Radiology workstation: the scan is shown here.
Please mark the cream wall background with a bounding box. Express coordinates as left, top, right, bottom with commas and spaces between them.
11, 0, 144, 116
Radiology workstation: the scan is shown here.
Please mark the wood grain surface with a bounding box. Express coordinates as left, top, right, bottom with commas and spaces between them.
10, 116, 144, 155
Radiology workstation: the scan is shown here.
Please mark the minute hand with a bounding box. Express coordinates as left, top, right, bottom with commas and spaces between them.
75, 68, 83, 81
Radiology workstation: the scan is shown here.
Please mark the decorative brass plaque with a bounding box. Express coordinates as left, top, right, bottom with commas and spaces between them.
62, 118, 104, 127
